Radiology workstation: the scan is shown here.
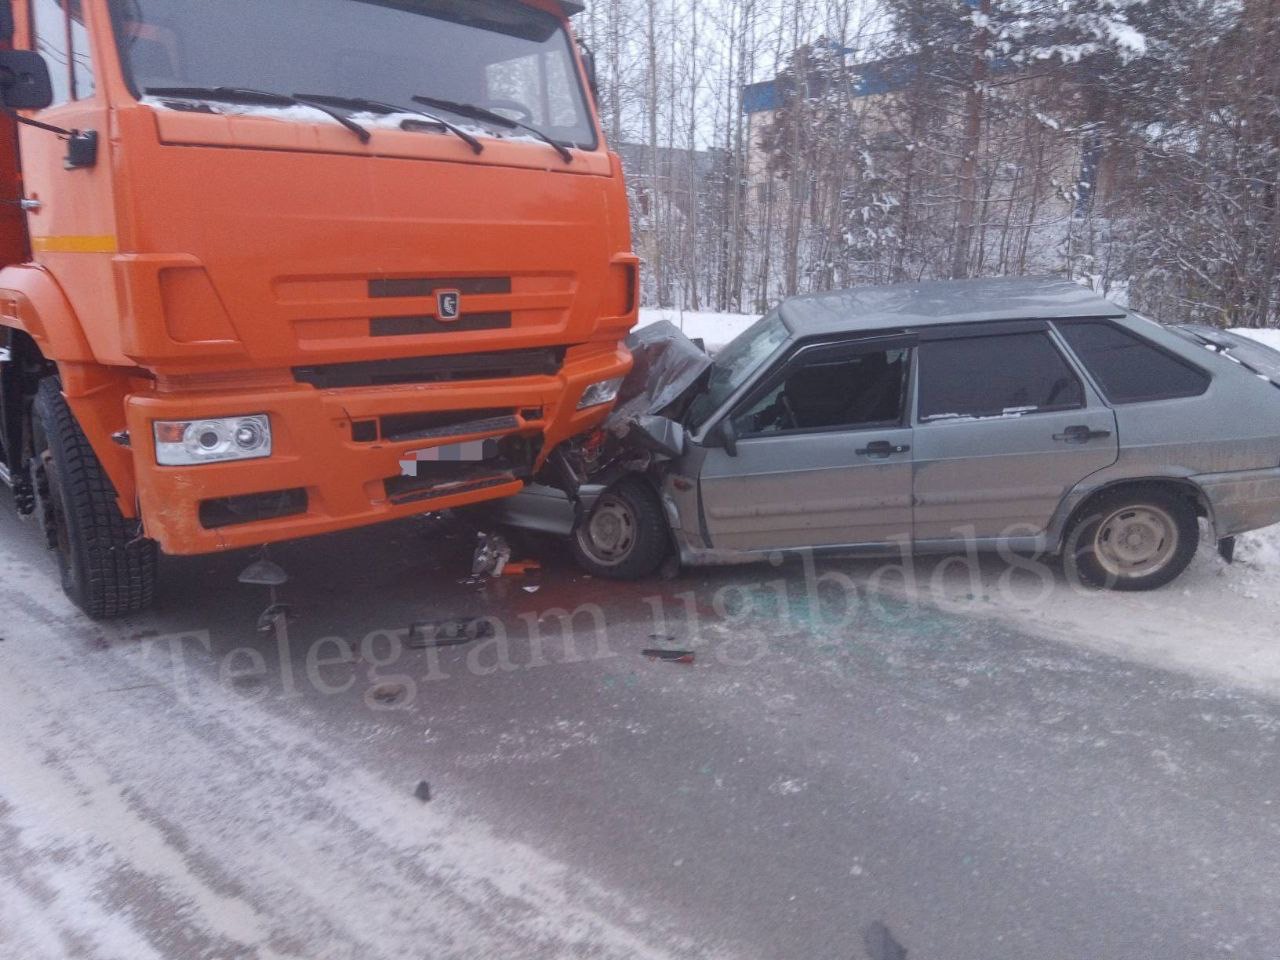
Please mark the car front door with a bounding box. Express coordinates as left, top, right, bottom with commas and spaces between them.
911, 323, 1119, 545
697, 335, 915, 552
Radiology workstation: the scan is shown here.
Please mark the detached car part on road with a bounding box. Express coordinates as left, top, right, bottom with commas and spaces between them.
503, 278, 1280, 591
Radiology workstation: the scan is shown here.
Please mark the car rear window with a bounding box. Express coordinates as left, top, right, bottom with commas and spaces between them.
1056, 321, 1210, 404
918, 332, 1084, 422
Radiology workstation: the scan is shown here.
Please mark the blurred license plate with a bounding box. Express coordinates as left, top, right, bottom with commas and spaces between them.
400, 438, 499, 476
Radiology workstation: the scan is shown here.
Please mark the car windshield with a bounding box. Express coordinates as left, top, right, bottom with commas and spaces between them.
107, 0, 598, 149
686, 311, 790, 430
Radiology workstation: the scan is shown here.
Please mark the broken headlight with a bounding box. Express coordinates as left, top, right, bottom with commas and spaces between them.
577, 376, 626, 411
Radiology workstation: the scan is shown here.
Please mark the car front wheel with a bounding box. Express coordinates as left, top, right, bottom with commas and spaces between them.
571, 478, 670, 580
1063, 486, 1199, 591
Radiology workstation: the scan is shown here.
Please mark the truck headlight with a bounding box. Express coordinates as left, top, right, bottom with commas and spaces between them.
154, 415, 272, 466
578, 377, 625, 410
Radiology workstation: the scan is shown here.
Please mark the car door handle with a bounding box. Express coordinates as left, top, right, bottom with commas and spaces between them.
857, 440, 910, 458
1054, 425, 1113, 444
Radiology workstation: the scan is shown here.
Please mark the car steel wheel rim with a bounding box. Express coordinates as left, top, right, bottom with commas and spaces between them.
578, 495, 637, 566
1094, 505, 1178, 579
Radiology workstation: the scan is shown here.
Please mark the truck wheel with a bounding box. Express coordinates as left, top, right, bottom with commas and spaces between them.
31, 379, 157, 619
1063, 486, 1199, 592
571, 478, 670, 580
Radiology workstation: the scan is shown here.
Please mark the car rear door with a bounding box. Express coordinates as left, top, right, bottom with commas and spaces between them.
911, 322, 1118, 545
698, 335, 915, 552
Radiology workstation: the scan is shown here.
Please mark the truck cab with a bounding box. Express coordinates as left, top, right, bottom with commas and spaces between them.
0, 0, 637, 617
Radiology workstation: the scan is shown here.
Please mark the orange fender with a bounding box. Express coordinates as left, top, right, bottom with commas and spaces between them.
0, 265, 140, 518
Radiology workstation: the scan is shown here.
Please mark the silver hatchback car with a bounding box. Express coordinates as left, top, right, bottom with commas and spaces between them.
507, 278, 1280, 591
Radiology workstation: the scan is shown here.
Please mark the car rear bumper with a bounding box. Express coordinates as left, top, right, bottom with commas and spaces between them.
1195, 466, 1280, 538
127, 345, 630, 554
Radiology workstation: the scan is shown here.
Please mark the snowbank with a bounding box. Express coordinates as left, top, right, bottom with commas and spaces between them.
1233, 327, 1280, 353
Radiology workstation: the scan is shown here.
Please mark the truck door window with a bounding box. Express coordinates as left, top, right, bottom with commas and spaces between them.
69, 0, 94, 99
30, 0, 69, 104
28, 0, 94, 103
733, 347, 910, 437
918, 332, 1085, 422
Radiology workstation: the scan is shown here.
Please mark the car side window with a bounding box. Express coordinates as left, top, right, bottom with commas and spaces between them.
1055, 321, 1211, 404
918, 332, 1084, 423
733, 347, 910, 437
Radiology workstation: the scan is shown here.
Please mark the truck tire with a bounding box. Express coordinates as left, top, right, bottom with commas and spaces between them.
571, 478, 670, 580
31, 378, 157, 618
1063, 485, 1199, 592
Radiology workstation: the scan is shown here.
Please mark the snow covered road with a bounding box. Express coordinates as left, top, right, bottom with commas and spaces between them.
0, 550, 705, 960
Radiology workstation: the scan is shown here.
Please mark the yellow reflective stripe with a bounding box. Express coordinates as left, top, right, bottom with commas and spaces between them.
31, 235, 119, 254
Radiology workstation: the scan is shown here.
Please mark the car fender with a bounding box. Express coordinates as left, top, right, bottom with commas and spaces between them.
1047, 467, 1215, 552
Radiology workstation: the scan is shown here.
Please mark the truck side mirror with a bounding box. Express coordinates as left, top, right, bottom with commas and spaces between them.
577, 41, 600, 104
0, 50, 54, 112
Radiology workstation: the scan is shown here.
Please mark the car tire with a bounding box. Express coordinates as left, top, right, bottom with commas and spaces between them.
571, 478, 670, 580
1063, 486, 1199, 592
31, 378, 158, 619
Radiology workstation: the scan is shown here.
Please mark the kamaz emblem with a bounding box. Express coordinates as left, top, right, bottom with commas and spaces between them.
437, 290, 461, 321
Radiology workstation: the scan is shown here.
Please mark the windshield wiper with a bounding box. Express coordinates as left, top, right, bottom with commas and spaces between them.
412, 95, 573, 164
292, 93, 483, 155
144, 86, 372, 143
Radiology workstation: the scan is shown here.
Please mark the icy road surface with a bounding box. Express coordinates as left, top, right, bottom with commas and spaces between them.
2, 506, 1279, 959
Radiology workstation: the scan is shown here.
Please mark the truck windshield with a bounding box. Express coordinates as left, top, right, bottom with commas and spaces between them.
107, 0, 597, 150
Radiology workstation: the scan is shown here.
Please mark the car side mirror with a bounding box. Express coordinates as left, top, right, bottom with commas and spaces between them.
0, 50, 54, 112
708, 418, 739, 457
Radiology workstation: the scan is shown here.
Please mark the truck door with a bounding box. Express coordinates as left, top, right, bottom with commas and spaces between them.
16, 1, 121, 354
698, 336, 915, 552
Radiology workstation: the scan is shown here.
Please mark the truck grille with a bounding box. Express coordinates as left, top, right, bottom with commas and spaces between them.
371, 313, 512, 336
294, 348, 564, 390
369, 277, 511, 298
379, 410, 519, 443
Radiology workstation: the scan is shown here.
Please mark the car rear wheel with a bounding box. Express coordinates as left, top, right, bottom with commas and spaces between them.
571, 478, 670, 580
1064, 486, 1199, 591
32, 378, 158, 619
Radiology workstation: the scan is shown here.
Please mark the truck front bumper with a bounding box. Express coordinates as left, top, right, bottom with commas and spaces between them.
127, 345, 630, 555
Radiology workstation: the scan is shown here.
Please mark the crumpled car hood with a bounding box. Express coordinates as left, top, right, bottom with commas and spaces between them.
607, 321, 712, 425
602, 321, 712, 460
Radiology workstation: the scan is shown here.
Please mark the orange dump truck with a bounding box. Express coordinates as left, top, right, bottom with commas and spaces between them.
0, 0, 637, 617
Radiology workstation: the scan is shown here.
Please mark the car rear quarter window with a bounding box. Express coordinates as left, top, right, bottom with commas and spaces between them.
917, 332, 1084, 422
1056, 321, 1210, 404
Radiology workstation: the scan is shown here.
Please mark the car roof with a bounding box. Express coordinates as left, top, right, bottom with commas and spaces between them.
777, 277, 1126, 336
